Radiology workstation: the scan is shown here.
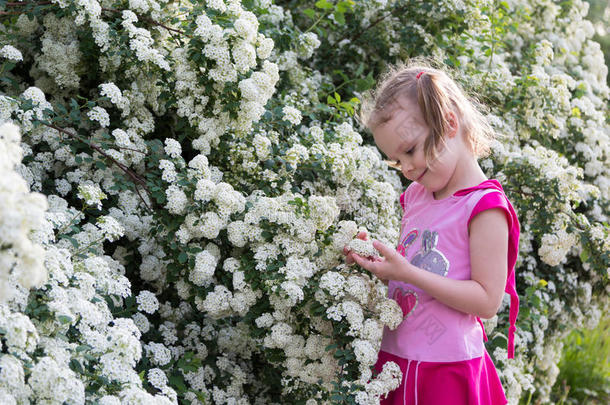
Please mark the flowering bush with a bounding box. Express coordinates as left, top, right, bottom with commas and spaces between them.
0, 0, 608, 404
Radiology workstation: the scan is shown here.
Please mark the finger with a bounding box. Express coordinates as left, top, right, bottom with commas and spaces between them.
346, 251, 356, 265
352, 253, 369, 270
372, 240, 396, 259
357, 231, 368, 240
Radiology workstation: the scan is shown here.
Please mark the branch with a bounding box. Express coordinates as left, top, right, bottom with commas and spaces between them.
44, 122, 153, 212
335, 4, 409, 45
4, 1, 52, 5
101, 7, 190, 38
3, 2, 190, 39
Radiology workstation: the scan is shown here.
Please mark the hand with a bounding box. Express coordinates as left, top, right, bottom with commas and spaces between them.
351, 240, 411, 283
343, 231, 368, 266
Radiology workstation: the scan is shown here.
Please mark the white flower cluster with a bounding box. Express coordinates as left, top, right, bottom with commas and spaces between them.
121, 11, 170, 71
347, 238, 380, 258
296, 32, 321, 59
0, 122, 48, 300
77, 182, 107, 209
355, 361, 402, 405
282, 106, 302, 126
99, 82, 128, 111
539, 229, 579, 267
136, 290, 160, 314
0, 45, 23, 62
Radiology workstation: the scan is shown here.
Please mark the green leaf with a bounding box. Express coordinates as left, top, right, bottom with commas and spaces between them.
303, 8, 316, 18
76, 344, 92, 352
58, 315, 72, 324
70, 359, 84, 374
178, 252, 188, 264
333, 10, 346, 25
315, 0, 333, 10
336, 1, 354, 13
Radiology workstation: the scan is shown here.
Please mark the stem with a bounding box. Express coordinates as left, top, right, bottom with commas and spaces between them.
325, 78, 358, 98
101, 7, 190, 38
42, 122, 153, 212
305, 12, 329, 33
4, 1, 53, 5
336, 4, 409, 45
73, 235, 106, 257
57, 208, 84, 236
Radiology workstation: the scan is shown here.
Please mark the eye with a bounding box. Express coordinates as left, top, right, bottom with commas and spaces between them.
405, 148, 414, 155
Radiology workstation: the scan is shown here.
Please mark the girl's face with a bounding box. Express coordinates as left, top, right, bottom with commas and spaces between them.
372, 98, 462, 199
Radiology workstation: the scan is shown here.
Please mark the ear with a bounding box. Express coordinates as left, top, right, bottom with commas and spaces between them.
446, 111, 459, 138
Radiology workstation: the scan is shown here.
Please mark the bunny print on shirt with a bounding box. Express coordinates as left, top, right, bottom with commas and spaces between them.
410, 230, 449, 277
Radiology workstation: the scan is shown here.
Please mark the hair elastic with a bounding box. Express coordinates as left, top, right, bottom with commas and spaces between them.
416, 71, 425, 79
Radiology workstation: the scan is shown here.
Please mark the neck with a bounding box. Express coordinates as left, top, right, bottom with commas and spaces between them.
433, 155, 487, 200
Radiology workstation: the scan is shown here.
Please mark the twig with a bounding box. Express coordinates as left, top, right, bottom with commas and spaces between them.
101, 7, 190, 38
4, 1, 52, 5
3, 2, 189, 39
44, 123, 153, 212
340, 4, 409, 45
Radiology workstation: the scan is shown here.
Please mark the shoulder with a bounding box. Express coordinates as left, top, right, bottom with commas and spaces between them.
468, 189, 514, 229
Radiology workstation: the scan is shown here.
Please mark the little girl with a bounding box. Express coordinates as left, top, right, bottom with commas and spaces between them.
344, 63, 520, 404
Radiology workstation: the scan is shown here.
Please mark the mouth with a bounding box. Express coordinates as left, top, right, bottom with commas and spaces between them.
415, 169, 427, 182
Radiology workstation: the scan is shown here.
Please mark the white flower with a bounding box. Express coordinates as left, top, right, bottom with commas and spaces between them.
145, 342, 172, 366
97, 215, 124, 242
99, 83, 126, 108
308, 195, 339, 231
280, 280, 304, 306
87, 106, 110, 127
347, 238, 380, 258
352, 339, 376, 367
189, 250, 217, 287
206, 0, 226, 12
136, 290, 159, 314
147, 368, 168, 389
194, 179, 216, 202
319, 272, 346, 298
0, 45, 23, 62
159, 159, 177, 183
257, 36, 274, 59
282, 106, 302, 126
164, 138, 182, 159
165, 185, 188, 215
376, 298, 404, 330
29, 357, 85, 404
297, 32, 321, 59
77, 183, 107, 209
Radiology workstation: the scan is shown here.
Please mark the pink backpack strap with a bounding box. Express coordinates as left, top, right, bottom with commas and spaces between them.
399, 190, 407, 213
458, 180, 520, 359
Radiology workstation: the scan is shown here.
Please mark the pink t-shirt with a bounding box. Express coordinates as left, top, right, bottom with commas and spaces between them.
380, 179, 520, 362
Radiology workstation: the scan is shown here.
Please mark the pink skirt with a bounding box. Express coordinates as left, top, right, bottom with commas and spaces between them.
374, 350, 508, 405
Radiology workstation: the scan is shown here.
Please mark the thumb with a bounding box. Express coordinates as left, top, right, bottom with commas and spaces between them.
372, 240, 394, 258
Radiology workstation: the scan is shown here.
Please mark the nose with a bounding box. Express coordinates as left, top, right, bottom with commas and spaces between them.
400, 159, 414, 173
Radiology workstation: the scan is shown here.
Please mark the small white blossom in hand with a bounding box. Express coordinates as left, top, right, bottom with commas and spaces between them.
347, 238, 380, 258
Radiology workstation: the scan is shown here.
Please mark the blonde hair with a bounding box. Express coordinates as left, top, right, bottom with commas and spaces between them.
359, 59, 495, 165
